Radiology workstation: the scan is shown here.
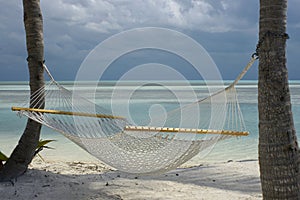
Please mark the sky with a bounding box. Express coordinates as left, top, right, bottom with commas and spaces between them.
0, 0, 299, 81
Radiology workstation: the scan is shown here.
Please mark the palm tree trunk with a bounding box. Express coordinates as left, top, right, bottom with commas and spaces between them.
0, 0, 44, 181
258, 0, 300, 198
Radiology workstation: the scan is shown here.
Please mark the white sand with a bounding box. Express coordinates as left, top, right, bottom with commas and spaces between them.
0, 158, 262, 200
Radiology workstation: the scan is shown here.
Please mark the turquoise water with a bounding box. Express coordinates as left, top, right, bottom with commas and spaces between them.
0, 81, 299, 165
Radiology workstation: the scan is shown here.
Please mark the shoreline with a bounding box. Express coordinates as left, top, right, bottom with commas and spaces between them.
0, 158, 262, 200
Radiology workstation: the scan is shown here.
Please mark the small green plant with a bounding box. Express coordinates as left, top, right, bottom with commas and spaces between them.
0, 139, 55, 169
35, 139, 56, 154
0, 151, 8, 162
0, 151, 8, 170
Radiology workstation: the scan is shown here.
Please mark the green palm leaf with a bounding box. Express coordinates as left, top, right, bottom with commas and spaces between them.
37, 139, 56, 149
0, 151, 8, 162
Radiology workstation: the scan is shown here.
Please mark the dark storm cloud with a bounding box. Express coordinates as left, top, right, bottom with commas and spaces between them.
0, 0, 299, 80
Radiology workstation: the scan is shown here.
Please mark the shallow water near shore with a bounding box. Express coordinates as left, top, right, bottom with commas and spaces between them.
0, 80, 299, 166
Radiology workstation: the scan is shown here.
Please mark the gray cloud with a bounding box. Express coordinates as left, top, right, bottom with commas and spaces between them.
41, 0, 258, 33
0, 0, 299, 80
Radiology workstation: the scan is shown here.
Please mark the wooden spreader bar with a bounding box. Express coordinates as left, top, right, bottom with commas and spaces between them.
124, 126, 249, 136
11, 107, 125, 120
12, 107, 249, 136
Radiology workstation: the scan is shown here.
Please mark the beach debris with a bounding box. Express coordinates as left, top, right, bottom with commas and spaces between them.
42, 184, 50, 187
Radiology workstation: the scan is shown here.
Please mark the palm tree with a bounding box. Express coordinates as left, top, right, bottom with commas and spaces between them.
0, 0, 45, 181
258, 0, 300, 198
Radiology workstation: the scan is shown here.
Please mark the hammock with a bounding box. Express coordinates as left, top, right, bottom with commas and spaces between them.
12, 57, 256, 175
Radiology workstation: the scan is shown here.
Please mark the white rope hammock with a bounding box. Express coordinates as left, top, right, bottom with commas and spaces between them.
12, 57, 256, 175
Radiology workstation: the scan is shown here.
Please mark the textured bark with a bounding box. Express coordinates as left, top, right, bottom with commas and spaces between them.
258, 0, 300, 199
0, 0, 44, 181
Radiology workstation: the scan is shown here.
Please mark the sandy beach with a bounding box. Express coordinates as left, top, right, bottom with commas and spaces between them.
0, 80, 269, 200
0, 157, 262, 200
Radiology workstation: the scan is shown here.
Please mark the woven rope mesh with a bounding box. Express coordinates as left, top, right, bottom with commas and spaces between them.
13, 60, 255, 174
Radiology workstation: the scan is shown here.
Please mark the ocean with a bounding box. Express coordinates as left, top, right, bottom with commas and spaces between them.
0, 81, 299, 166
